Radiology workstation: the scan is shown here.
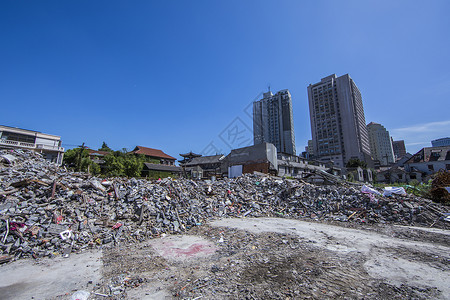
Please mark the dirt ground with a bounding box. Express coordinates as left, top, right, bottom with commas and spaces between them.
1, 217, 449, 299
101, 217, 449, 300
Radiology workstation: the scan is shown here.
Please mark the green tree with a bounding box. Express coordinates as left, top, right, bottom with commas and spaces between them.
98, 142, 112, 152
63, 147, 90, 171
123, 155, 145, 177
346, 158, 367, 168
103, 154, 125, 177
90, 162, 101, 175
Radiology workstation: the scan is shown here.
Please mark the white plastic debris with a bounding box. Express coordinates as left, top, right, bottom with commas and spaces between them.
361, 185, 382, 195
383, 186, 407, 197
90, 180, 106, 192
60, 229, 73, 240
71, 290, 90, 300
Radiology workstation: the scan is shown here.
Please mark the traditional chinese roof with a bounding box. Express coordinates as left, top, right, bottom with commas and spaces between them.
185, 155, 225, 166
130, 146, 176, 160
179, 151, 202, 158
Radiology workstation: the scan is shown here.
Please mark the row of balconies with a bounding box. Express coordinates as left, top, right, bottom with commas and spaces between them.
0, 139, 64, 152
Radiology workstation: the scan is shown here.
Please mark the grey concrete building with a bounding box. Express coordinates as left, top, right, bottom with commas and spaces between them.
307, 74, 371, 168
367, 122, 395, 165
221, 142, 278, 177
253, 89, 296, 155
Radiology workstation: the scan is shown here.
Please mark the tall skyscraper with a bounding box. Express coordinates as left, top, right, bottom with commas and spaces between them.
253, 89, 296, 155
307, 74, 371, 168
367, 122, 395, 165
392, 139, 407, 160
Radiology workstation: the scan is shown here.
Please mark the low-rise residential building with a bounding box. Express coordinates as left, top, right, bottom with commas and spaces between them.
374, 153, 416, 184
376, 166, 408, 183
182, 154, 225, 179
277, 152, 328, 178
0, 125, 64, 164
404, 146, 450, 181
87, 149, 111, 164
129, 146, 177, 165
346, 167, 373, 182
221, 143, 278, 178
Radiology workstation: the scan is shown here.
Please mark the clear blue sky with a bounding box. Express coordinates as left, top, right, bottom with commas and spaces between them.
1, 0, 449, 159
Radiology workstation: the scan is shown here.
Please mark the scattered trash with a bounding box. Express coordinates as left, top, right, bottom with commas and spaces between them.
71, 290, 90, 300
60, 229, 73, 240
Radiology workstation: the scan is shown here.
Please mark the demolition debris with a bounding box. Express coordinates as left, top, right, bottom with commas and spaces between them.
0, 149, 449, 262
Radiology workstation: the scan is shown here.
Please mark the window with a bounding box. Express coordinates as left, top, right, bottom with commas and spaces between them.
427, 164, 434, 171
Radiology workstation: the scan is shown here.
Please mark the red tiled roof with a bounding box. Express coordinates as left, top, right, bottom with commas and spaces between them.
131, 146, 176, 160
87, 149, 111, 156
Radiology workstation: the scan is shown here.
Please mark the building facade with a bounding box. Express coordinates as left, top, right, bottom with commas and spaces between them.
307, 74, 371, 168
221, 142, 278, 178
404, 146, 450, 181
367, 122, 395, 165
253, 89, 296, 155
431, 137, 450, 147
392, 139, 407, 160
277, 152, 327, 178
0, 125, 64, 164
182, 154, 225, 179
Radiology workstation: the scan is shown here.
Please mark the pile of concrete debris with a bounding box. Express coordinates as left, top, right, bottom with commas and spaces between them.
0, 149, 449, 262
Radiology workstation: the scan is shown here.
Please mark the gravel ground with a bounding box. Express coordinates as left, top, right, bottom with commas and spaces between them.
99, 217, 450, 300
1, 216, 448, 299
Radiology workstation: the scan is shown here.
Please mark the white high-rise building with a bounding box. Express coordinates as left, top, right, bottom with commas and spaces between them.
253, 89, 296, 155
367, 122, 395, 165
307, 74, 371, 168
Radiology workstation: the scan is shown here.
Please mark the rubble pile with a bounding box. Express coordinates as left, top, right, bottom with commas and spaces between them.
1, 149, 449, 262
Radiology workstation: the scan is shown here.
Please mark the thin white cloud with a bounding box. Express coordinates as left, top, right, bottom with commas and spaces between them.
392, 120, 450, 135
390, 120, 450, 154
405, 142, 429, 146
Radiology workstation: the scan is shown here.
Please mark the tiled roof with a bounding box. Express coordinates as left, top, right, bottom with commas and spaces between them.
405, 146, 450, 164
143, 163, 181, 172
87, 149, 111, 156
185, 155, 224, 166
179, 151, 202, 158
131, 146, 176, 160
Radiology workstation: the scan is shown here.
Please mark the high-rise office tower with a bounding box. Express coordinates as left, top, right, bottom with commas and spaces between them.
307, 74, 371, 168
367, 122, 395, 165
391, 139, 407, 160
431, 137, 450, 147
253, 89, 296, 155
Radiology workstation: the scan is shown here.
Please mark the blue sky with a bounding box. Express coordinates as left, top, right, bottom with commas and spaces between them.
1, 0, 449, 159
